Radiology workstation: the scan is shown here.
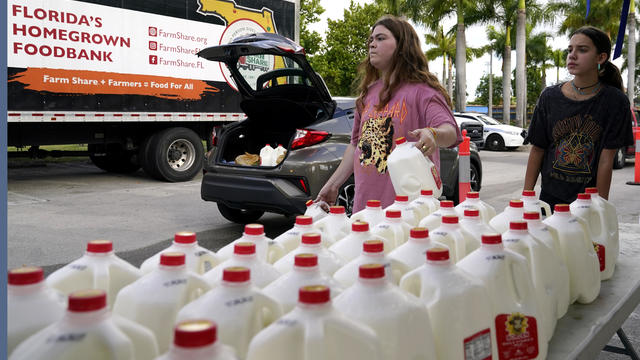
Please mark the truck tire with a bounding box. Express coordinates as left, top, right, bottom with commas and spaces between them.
139, 133, 160, 179
146, 127, 203, 182
88, 143, 141, 174
217, 203, 264, 224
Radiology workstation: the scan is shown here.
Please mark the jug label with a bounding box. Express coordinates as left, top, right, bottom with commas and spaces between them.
463, 328, 492, 360
195, 250, 208, 257
70, 264, 88, 271
276, 318, 298, 327
431, 166, 442, 190
495, 313, 539, 360
593, 242, 606, 271
46, 332, 87, 343
288, 231, 301, 236
163, 278, 188, 287
484, 254, 505, 261
225, 295, 254, 307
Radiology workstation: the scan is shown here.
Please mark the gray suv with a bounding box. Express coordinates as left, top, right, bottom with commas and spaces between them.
198, 33, 482, 224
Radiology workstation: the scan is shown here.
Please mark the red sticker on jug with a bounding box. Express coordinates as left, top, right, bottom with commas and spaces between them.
495, 312, 538, 360
593, 242, 606, 271
463, 328, 492, 360
431, 165, 442, 190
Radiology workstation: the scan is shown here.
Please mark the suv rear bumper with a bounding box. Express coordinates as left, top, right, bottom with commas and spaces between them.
201, 172, 308, 215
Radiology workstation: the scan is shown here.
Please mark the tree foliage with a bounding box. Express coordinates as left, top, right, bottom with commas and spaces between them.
475, 74, 504, 105
547, 0, 624, 39
300, 0, 325, 56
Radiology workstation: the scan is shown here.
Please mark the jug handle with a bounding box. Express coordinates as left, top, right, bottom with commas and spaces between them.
259, 293, 284, 327
94, 262, 111, 298
187, 273, 211, 302
303, 319, 326, 360
267, 241, 287, 264
539, 200, 552, 218
390, 260, 410, 285
196, 250, 220, 274
574, 216, 596, 252
398, 270, 421, 297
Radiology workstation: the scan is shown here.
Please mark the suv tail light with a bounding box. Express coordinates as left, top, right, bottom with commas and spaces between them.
291, 129, 330, 150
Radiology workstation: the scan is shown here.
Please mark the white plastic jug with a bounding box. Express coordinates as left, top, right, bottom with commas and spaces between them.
502, 221, 569, 341
489, 199, 525, 233
245, 285, 382, 360
333, 240, 409, 286
177, 267, 283, 360
399, 248, 494, 360
313, 206, 351, 246
544, 204, 601, 304
46, 240, 142, 308
259, 144, 276, 166
429, 215, 478, 262
586, 187, 619, 276
204, 242, 281, 288
387, 136, 442, 200
371, 209, 411, 250
274, 233, 344, 276
272, 215, 315, 253
350, 199, 385, 228
140, 232, 220, 275
217, 224, 285, 264
304, 200, 328, 223
570, 193, 614, 280
9, 289, 159, 360
264, 254, 343, 314
457, 234, 547, 360
274, 144, 287, 165
409, 189, 439, 221
113, 252, 211, 353
521, 190, 552, 218
329, 221, 389, 263
523, 212, 562, 255
418, 200, 457, 232
156, 320, 238, 360
455, 191, 497, 224
383, 195, 420, 226
8, 266, 66, 356
388, 227, 446, 271
459, 208, 496, 247
334, 264, 437, 360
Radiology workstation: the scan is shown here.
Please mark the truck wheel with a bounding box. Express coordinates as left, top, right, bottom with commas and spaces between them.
88, 144, 141, 174
613, 148, 625, 169
147, 128, 203, 182
217, 203, 264, 224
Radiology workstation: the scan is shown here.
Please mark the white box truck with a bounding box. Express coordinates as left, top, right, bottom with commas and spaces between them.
7, 0, 295, 181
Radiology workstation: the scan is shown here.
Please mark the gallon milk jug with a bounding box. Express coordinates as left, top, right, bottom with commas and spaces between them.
259, 144, 276, 166
46, 240, 142, 308
156, 320, 238, 360
334, 264, 437, 360
264, 254, 343, 314
140, 232, 220, 275
521, 190, 552, 218
177, 267, 283, 359
8, 266, 66, 356
409, 189, 439, 221
457, 234, 547, 360
217, 224, 285, 264
399, 248, 494, 360
455, 191, 497, 224
350, 199, 385, 228
9, 289, 159, 360
204, 242, 281, 288
419, 200, 457, 232
384, 195, 420, 226
570, 193, 615, 280
544, 204, 600, 304
113, 252, 211, 353
460, 208, 496, 246
314, 206, 351, 246
502, 221, 569, 341
304, 200, 328, 223
274, 144, 287, 165
245, 285, 382, 360
388, 227, 446, 271
586, 186, 619, 270
333, 240, 409, 286
430, 215, 479, 262
329, 221, 389, 263
371, 209, 411, 249
489, 199, 525, 233
387, 136, 442, 200
274, 233, 344, 275
272, 215, 315, 253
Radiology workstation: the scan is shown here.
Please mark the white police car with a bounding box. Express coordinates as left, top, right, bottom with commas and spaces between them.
454, 112, 527, 150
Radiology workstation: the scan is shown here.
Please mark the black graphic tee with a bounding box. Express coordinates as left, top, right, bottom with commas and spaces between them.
526, 83, 633, 206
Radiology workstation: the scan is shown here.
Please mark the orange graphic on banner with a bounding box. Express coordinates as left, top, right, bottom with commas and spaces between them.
9, 68, 219, 100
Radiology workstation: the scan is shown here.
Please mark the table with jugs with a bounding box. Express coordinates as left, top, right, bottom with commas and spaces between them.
8, 187, 619, 360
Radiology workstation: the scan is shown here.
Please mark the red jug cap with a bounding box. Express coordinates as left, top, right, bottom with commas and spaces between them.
160, 252, 186, 266
585, 187, 598, 194
395, 137, 407, 145
301, 233, 321, 244
359, 264, 385, 279
410, 227, 429, 238
222, 267, 250, 282
421, 189, 433, 195
395, 195, 409, 202
522, 190, 536, 197
330, 206, 345, 214
427, 247, 450, 261
174, 232, 196, 244
363, 240, 384, 253
295, 253, 318, 267
509, 200, 524, 208
366, 200, 381, 207
296, 216, 313, 225
467, 191, 479, 198
442, 215, 459, 224
86, 240, 112, 253
510, 221, 528, 230
352, 221, 369, 232
440, 200, 454, 208
299, 285, 330, 304
577, 193, 591, 200
234, 242, 256, 255
68, 289, 107, 312
523, 211, 540, 220
482, 234, 502, 244
8, 266, 44, 285
555, 204, 570, 212
385, 209, 401, 218
244, 224, 264, 236
174, 320, 217, 348
464, 209, 480, 217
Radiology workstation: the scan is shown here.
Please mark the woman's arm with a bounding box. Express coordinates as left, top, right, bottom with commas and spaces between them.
524, 145, 545, 190
315, 144, 356, 205
595, 148, 616, 199
409, 123, 458, 156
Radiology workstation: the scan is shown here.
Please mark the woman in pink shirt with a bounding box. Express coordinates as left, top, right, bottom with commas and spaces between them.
316, 15, 462, 212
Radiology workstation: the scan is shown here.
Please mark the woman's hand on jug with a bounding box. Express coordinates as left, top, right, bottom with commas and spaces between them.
409, 128, 437, 156
315, 182, 338, 211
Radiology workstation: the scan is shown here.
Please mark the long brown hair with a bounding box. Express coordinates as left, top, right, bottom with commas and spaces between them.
355, 15, 452, 113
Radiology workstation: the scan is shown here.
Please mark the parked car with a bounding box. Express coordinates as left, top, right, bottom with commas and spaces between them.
615, 106, 639, 169
454, 115, 485, 149
197, 33, 482, 224
455, 112, 527, 151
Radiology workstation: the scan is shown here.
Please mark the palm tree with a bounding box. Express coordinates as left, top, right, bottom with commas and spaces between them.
424, 26, 456, 88
547, 0, 624, 38
551, 48, 566, 84
627, 1, 636, 104
516, 0, 527, 127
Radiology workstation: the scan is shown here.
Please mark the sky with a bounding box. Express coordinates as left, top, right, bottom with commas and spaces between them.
310, 0, 629, 102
